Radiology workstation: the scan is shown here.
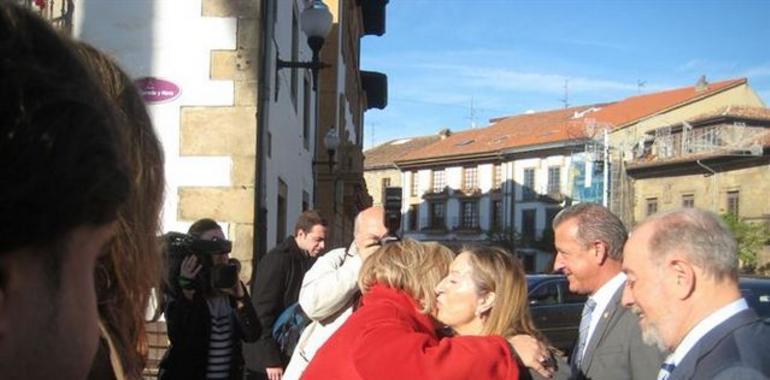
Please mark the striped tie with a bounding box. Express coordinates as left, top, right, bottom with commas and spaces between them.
657, 362, 676, 380
575, 298, 597, 368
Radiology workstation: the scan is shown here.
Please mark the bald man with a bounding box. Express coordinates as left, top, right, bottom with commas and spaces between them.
282, 207, 390, 380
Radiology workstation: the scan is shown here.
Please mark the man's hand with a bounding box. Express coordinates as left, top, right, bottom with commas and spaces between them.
266, 367, 283, 380
507, 334, 554, 378
359, 239, 381, 261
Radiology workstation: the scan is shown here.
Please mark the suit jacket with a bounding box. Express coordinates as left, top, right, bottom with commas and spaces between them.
670, 308, 770, 380
565, 283, 664, 380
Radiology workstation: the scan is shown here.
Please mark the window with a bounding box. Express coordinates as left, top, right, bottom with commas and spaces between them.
276, 179, 288, 243
463, 166, 477, 190
381, 178, 391, 205
491, 200, 503, 229
529, 280, 558, 305
522, 209, 536, 241
682, 194, 694, 208
408, 204, 419, 231
302, 76, 311, 150
461, 201, 479, 229
646, 197, 658, 216
432, 170, 446, 193
410, 171, 419, 196
493, 164, 503, 189
547, 166, 561, 194
429, 201, 446, 229
545, 208, 560, 229
727, 191, 740, 216
523, 168, 536, 200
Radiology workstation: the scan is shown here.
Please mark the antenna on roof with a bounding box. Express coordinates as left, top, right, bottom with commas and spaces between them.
560, 79, 569, 109
468, 97, 477, 129
637, 80, 646, 94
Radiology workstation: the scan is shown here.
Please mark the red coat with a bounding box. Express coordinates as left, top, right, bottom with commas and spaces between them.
301, 284, 521, 380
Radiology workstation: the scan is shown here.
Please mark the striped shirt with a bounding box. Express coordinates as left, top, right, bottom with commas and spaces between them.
206, 296, 234, 379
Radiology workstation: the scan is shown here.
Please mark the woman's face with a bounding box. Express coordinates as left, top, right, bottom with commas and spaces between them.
434, 252, 486, 335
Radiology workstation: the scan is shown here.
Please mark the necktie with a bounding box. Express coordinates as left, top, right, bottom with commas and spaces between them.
575, 298, 597, 368
657, 362, 676, 380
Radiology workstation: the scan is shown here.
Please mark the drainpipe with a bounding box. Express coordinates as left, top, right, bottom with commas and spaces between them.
250, 0, 271, 285
696, 159, 718, 211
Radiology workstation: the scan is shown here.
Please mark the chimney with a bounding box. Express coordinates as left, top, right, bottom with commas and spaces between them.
438, 128, 452, 139
695, 75, 709, 93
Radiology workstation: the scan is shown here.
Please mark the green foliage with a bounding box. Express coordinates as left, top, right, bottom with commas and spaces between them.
721, 213, 769, 273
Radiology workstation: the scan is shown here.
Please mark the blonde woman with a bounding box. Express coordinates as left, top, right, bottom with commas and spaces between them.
435, 246, 567, 379
303, 239, 532, 380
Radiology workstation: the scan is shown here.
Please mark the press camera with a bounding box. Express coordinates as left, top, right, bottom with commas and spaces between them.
164, 232, 240, 293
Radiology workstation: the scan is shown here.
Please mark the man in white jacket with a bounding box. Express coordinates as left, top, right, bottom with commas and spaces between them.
283, 207, 389, 380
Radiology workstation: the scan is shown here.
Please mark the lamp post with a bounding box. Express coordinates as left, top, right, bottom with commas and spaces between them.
276, 0, 333, 91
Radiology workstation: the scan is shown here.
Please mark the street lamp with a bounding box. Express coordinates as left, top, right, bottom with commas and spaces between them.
313, 127, 340, 172
276, 0, 333, 91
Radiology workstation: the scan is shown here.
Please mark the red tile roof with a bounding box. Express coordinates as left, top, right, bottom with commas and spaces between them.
686, 105, 770, 124
364, 134, 442, 169
396, 78, 749, 164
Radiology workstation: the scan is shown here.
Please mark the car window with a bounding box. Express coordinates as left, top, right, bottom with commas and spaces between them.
529, 281, 559, 306
559, 280, 587, 304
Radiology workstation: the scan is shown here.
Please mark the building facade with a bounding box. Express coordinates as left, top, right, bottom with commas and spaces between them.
380, 78, 765, 273
314, 0, 388, 248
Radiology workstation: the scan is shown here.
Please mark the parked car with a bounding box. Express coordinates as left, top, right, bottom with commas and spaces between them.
526, 274, 585, 354
739, 275, 770, 321
526, 274, 770, 355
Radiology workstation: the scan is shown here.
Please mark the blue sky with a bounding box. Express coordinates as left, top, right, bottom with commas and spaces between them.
360, 0, 770, 149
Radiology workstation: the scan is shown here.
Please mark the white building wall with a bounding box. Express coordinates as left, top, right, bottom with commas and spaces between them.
74, 0, 236, 234
264, 0, 318, 248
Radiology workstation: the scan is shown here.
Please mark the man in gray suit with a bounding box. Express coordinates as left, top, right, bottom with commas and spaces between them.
553, 203, 663, 380
622, 208, 770, 379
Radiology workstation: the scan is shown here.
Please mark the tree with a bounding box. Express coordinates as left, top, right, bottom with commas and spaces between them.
721, 213, 769, 274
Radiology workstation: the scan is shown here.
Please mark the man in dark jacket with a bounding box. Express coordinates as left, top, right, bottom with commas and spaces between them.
249, 210, 328, 380
159, 219, 260, 380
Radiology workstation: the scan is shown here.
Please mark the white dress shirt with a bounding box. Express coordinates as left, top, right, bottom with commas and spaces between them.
581, 272, 627, 358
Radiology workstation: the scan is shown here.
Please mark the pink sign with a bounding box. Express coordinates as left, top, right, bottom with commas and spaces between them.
135, 77, 181, 103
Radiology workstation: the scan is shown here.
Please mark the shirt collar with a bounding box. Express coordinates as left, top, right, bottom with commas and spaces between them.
589, 272, 627, 313
664, 298, 749, 367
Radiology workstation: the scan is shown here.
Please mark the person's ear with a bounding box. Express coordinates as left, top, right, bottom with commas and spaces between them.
476, 291, 496, 317
592, 240, 609, 264
667, 256, 695, 300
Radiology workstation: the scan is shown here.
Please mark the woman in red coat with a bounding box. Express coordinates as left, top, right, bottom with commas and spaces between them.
302, 239, 525, 380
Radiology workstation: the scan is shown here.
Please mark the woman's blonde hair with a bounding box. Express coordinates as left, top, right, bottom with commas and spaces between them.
359, 239, 454, 314
463, 246, 545, 341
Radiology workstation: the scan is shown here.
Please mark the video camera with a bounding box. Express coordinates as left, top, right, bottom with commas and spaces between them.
383, 186, 402, 240
164, 232, 240, 294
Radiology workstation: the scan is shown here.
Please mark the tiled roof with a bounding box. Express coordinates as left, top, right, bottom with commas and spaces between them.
398, 105, 603, 162
589, 78, 746, 128
364, 134, 442, 169
396, 78, 748, 164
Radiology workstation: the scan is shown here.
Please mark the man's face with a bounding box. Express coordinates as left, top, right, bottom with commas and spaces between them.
354, 210, 389, 259
0, 223, 115, 380
296, 225, 327, 257
621, 223, 676, 352
553, 217, 599, 295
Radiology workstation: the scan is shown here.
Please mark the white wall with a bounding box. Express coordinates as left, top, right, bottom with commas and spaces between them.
263, 0, 318, 248
74, 0, 236, 235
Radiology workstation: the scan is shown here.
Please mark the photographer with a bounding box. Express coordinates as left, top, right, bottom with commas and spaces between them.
159, 219, 260, 380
